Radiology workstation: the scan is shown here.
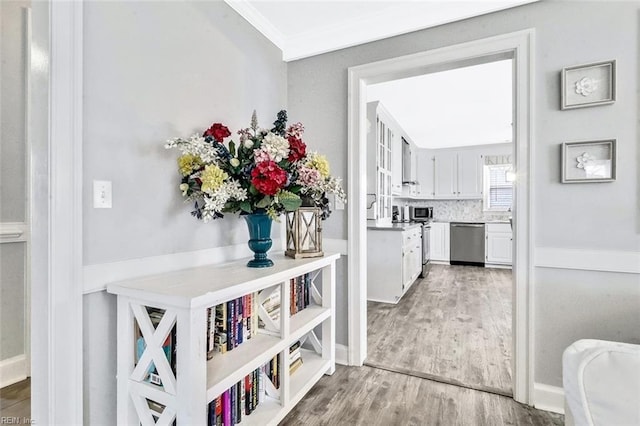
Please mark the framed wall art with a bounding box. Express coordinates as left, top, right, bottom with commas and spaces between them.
561, 139, 616, 183
561, 60, 616, 110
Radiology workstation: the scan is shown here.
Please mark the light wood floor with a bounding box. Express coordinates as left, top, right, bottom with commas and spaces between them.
0, 378, 30, 420
280, 365, 562, 425
366, 264, 513, 395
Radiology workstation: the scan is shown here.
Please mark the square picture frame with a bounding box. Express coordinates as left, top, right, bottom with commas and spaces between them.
561, 139, 616, 183
561, 60, 616, 110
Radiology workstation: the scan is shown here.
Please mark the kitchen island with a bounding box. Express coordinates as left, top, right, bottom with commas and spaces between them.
367, 222, 423, 303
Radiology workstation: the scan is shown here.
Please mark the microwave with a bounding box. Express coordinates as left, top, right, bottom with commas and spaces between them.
410, 206, 433, 221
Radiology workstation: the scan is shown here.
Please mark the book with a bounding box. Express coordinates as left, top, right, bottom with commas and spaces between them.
290, 357, 303, 374
207, 307, 215, 360
222, 390, 230, 426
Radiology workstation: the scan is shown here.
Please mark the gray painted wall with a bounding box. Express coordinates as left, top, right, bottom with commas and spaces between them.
0, 0, 29, 362
82, 2, 286, 423
287, 1, 640, 387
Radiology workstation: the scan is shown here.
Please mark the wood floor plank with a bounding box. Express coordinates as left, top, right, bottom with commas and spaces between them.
366, 264, 513, 393
0, 378, 30, 411
280, 365, 562, 426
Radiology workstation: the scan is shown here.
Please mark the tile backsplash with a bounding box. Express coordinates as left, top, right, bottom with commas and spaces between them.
400, 199, 511, 222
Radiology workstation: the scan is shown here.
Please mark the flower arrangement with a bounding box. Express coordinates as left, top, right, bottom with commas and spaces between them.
165, 110, 346, 222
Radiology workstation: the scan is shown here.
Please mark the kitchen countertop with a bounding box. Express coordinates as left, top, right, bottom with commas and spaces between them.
432, 219, 510, 224
367, 222, 423, 231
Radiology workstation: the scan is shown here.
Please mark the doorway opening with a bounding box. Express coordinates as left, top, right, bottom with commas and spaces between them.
347, 30, 534, 404
364, 58, 515, 396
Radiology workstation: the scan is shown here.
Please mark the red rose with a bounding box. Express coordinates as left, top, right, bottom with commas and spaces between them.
251, 161, 287, 195
287, 136, 307, 162
203, 123, 231, 142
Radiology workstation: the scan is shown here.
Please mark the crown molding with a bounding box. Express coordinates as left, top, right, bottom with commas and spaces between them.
226, 0, 538, 62
223, 0, 285, 51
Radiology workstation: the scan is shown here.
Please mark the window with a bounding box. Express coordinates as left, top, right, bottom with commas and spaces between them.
483, 164, 513, 211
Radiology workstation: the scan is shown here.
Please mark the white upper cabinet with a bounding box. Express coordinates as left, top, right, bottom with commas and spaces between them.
434, 151, 458, 198
457, 151, 483, 198
434, 150, 482, 199
415, 149, 434, 199
391, 131, 403, 195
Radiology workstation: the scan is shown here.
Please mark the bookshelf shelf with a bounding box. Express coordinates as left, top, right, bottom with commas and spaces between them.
206, 333, 281, 401
290, 305, 331, 339
108, 253, 339, 426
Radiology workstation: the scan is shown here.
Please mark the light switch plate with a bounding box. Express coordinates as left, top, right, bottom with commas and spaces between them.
93, 180, 112, 208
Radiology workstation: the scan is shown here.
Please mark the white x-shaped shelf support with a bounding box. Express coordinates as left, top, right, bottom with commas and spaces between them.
130, 303, 178, 395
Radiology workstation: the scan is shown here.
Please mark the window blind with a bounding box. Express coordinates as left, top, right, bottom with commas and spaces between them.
487, 165, 512, 210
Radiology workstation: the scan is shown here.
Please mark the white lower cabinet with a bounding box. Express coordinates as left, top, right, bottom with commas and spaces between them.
368, 226, 422, 304
429, 222, 450, 263
486, 223, 512, 266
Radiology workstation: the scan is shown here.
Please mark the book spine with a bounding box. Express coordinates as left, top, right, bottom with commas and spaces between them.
222, 390, 231, 426
245, 373, 251, 415
207, 307, 215, 360
243, 295, 249, 340
227, 300, 235, 351
289, 278, 296, 316
252, 292, 258, 337
236, 381, 242, 424
253, 369, 259, 409
305, 273, 310, 308
230, 384, 236, 426
215, 396, 222, 426
236, 297, 243, 346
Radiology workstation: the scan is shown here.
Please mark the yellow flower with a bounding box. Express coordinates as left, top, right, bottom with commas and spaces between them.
200, 164, 228, 194
178, 154, 202, 176
307, 153, 330, 179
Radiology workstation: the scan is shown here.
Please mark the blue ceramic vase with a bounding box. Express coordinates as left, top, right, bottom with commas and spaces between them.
243, 210, 274, 268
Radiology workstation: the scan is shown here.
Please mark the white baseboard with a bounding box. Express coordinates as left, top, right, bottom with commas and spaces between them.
485, 263, 512, 269
0, 354, 27, 388
535, 248, 640, 274
335, 344, 349, 366
533, 383, 565, 415
83, 240, 283, 294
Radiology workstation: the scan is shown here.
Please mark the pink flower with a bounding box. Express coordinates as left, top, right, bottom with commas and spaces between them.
297, 165, 321, 187
254, 148, 273, 163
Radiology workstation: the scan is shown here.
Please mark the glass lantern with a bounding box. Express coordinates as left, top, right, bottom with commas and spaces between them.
285, 207, 324, 259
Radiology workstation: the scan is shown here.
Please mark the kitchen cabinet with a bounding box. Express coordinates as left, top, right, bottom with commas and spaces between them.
485, 223, 512, 266
429, 222, 450, 263
434, 151, 483, 199
368, 225, 422, 304
415, 149, 434, 199
391, 131, 403, 195
367, 102, 394, 222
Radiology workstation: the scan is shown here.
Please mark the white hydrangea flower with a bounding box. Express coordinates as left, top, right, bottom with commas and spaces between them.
260, 132, 290, 162
165, 134, 218, 163
199, 179, 249, 222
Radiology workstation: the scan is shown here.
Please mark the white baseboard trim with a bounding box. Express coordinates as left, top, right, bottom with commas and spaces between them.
83, 240, 282, 294
533, 383, 565, 415
335, 344, 349, 366
535, 248, 640, 274
0, 354, 27, 388
431, 260, 450, 265
485, 263, 512, 270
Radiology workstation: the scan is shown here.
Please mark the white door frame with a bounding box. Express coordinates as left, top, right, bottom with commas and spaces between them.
346, 29, 535, 404
30, 1, 84, 423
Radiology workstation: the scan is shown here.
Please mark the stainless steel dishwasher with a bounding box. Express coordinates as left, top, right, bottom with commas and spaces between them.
450, 222, 485, 266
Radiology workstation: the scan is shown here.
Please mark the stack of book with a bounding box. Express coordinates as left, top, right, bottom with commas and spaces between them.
208, 367, 263, 426
289, 273, 311, 316
289, 341, 303, 375
134, 307, 177, 387
207, 293, 259, 359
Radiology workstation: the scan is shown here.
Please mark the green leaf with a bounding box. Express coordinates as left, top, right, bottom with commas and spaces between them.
256, 196, 272, 208
239, 200, 252, 213
249, 185, 259, 195
279, 190, 302, 211
229, 140, 236, 157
